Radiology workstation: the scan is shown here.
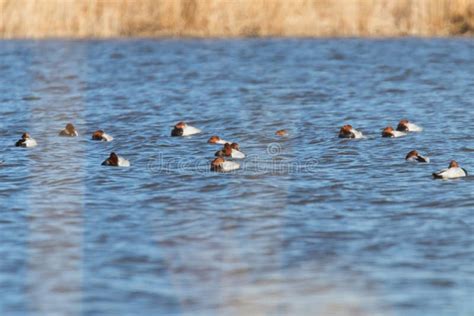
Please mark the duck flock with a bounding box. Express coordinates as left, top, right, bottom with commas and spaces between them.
11, 119, 468, 179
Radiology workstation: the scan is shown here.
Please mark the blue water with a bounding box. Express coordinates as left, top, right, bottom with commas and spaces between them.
0, 39, 473, 316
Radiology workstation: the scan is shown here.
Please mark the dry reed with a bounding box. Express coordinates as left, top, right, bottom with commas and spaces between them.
1, 0, 473, 38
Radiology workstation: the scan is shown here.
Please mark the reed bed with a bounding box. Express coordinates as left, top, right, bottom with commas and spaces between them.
1, 0, 473, 38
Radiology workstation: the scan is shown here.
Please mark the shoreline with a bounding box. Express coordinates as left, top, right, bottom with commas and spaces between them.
0, 35, 472, 40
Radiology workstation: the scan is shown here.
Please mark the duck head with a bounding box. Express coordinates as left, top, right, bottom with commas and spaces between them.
171, 121, 186, 136
396, 119, 409, 132
208, 136, 221, 144
65, 123, 76, 134
230, 143, 240, 151
449, 160, 459, 168
211, 157, 225, 171
382, 126, 394, 137
92, 130, 105, 140
108, 152, 119, 166
339, 125, 354, 138
222, 143, 232, 156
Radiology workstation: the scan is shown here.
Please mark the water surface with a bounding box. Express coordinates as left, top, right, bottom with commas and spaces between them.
0, 39, 473, 316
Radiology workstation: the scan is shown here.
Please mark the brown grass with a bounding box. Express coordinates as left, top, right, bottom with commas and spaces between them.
1, 0, 473, 38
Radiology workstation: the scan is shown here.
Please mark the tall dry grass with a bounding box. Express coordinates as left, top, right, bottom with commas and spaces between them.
1, 0, 473, 38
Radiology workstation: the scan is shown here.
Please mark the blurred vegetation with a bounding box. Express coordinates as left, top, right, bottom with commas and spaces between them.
1, 0, 473, 38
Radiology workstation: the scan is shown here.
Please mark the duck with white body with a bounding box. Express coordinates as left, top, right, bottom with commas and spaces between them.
92, 130, 114, 142
171, 121, 201, 137
405, 150, 430, 163
215, 143, 246, 159
396, 120, 423, 132
15, 133, 37, 148
432, 161, 467, 179
102, 152, 130, 167
339, 125, 364, 139
382, 126, 406, 138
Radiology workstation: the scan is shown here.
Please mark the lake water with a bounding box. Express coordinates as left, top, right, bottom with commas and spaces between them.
0, 39, 473, 316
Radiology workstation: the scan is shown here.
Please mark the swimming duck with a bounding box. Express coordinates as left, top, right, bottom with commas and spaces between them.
92, 130, 114, 142
382, 126, 406, 138
102, 152, 130, 167
171, 121, 201, 137
215, 143, 246, 159
405, 150, 430, 163
210, 157, 240, 172
15, 133, 37, 148
59, 123, 78, 137
208, 135, 230, 145
396, 119, 423, 132
339, 125, 364, 139
432, 160, 467, 179
275, 129, 288, 136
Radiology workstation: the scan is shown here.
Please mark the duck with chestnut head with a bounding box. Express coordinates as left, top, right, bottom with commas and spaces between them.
405, 150, 430, 163
208, 135, 231, 145
381, 126, 406, 138
102, 152, 130, 167
15, 133, 37, 148
396, 119, 423, 132
92, 130, 114, 142
432, 160, 467, 179
171, 121, 201, 137
338, 125, 364, 139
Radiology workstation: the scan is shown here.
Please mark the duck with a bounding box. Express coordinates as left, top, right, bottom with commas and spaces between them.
210, 157, 240, 172
432, 160, 467, 179
208, 135, 230, 145
275, 129, 288, 136
396, 119, 423, 132
339, 125, 364, 139
215, 143, 246, 159
59, 123, 78, 137
15, 133, 37, 148
92, 130, 113, 142
102, 152, 130, 167
171, 121, 201, 137
382, 126, 406, 138
405, 150, 430, 163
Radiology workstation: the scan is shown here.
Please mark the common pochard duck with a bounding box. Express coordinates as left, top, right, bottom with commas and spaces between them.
396, 120, 423, 132
59, 123, 78, 137
15, 133, 37, 148
339, 125, 364, 139
102, 152, 130, 167
432, 160, 467, 179
171, 121, 201, 136
275, 129, 288, 136
215, 143, 245, 159
405, 150, 430, 163
382, 126, 406, 138
92, 130, 114, 142
210, 157, 240, 172
208, 135, 230, 145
